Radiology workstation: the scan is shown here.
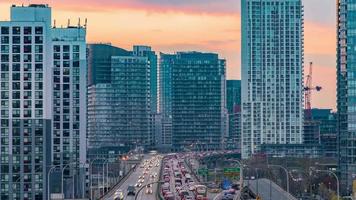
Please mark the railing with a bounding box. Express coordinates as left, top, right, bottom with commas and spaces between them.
156, 156, 165, 200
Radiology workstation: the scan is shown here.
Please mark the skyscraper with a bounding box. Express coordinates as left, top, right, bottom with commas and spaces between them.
160, 52, 226, 151
0, 4, 87, 199
51, 26, 87, 197
87, 44, 155, 154
0, 5, 52, 199
241, 0, 304, 158
337, 0, 356, 194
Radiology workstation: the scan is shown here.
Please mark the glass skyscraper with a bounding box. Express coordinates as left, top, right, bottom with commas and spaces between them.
337, 0, 356, 194
160, 52, 226, 151
241, 0, 304, 158
87, 44, 156, 154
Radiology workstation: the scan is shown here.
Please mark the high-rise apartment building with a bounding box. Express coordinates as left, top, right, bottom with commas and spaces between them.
0, 4, 87, 199
51, 27, 87, 197
241, 0, 304, 158
337, 0, 356, 194
160, 52, 226, 151
87, 44, 155, 154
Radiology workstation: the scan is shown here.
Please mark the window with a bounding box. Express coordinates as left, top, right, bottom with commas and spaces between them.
24, 27, 32, 34
12, 36, 20, 44
35, 27, 43, 34
12, 27, 20, 34
1, 45, 9, 53
54, 45, 60, 52
24, 36, 32, 44
1, 36, 9, 44
73, 45, 80, 52
63, 45, 70, 52
12, 45, 20, 53
1, 27, 9, 34
35, 36, 43, 44
35, 45, 43, 53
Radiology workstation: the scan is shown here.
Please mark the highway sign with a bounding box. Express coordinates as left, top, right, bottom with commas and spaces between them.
223, 167, 240, 177
198, 168, 208, 175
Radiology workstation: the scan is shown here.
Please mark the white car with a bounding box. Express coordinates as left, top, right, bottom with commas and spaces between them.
145, 184, 153, 194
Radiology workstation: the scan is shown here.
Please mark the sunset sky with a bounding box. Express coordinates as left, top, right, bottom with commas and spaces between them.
0, 0, 337, 109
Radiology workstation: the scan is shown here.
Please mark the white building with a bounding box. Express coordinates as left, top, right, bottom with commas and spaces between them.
0, 4, 87, 199
241, 0, 304, 158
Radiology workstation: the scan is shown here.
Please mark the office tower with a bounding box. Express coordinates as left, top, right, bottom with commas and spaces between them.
87, 44, 155, 155
0, 4, 53, 200
51, 27, 87, 197
241, 0, 304, 158
311, 109, 337, 158
160, 52, 226, 151
337, 0, 356, 194
226, 80, 241, 150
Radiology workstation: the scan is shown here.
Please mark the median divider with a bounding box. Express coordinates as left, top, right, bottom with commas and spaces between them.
156, 156, 165, 200
99, 159, 142, 200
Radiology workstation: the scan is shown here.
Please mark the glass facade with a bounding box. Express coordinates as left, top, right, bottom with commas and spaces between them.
241, 0, 304, 158
160, 52, 226, 151
337, 0, 356, 194
87, 44, 155, 153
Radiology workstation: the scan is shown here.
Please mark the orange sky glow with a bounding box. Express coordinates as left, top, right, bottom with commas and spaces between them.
0, 0, 337, 109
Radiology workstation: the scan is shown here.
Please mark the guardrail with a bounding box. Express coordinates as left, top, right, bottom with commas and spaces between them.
99, 160, 140, 200
156, 156, 165, 200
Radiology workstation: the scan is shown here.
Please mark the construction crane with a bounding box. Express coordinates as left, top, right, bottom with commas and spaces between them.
304, 62, 322, 120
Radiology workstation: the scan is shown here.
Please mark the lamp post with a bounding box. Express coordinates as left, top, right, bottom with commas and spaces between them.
47, 165, 61, 200
90, 158, 108, 200
134, 181, 164, 200
61, 162, 86, 197
268, 164, 289, 193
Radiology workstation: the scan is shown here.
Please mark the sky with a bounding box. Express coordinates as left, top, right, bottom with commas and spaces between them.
0, 0, 337, 109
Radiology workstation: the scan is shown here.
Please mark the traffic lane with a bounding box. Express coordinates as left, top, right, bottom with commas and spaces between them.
247, 179, 297, 200
138, 160, 161, 200
106, 155, 152, 200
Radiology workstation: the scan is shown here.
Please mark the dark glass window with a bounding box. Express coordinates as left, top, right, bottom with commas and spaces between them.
12, 26, 20, 34
35, 45, 43, 53
12, 36, 20, 44
12, 54, 20, 62
1, 36, 9, 44
12, 45, 20, 53
1, 27, 9, 34
35, 36, 43, 44
35, 27, 43, 34
24, 27, 32, 34
54, 45, 60, 52
24, 36, 32, 44
63, 45, 70, 52
24, 45, 32, 53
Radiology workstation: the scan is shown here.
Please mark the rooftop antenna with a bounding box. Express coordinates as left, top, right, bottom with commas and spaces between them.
84, 18, 88, 29
67, 19, 70, 27
53, 20, 56, 28
78, 18, 81, 27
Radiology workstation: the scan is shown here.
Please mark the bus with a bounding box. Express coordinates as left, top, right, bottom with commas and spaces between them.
194, 185, 208, 200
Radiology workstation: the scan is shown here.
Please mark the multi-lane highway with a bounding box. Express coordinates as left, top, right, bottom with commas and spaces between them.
103, 155, 162, 200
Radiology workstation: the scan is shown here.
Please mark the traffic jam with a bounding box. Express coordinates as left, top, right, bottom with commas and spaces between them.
160, 154, 208, 200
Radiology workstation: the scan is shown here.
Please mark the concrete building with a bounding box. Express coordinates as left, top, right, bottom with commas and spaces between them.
0, 4, 53, 199
337, 0, 356, 194
87, 44, 156, 154
241, 0, 304, 158
51, 26, 87, 198
0, 4, 87, 199
160, 52, 226, 151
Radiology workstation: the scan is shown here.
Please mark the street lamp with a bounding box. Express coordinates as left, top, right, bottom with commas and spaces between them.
47, 165, 61, 200
90, 158, 108, 200
268, 164, 289, 193
312, 169, 340, 200
134, 181, 164, 200
61, 162, 87, 198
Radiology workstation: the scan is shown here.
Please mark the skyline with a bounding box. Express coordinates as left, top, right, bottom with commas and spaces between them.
0, 0, 336, 109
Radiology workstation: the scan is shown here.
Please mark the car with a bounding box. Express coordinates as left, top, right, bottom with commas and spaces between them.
127, 185, 136, 196
135, 183, 142, 188
145, 184, 153, 194
222, 193, 234, 200
113, 189, 124, 200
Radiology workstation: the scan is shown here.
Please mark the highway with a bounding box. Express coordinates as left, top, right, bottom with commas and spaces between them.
246, 178, 297, 200
103, 155, 162, 200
